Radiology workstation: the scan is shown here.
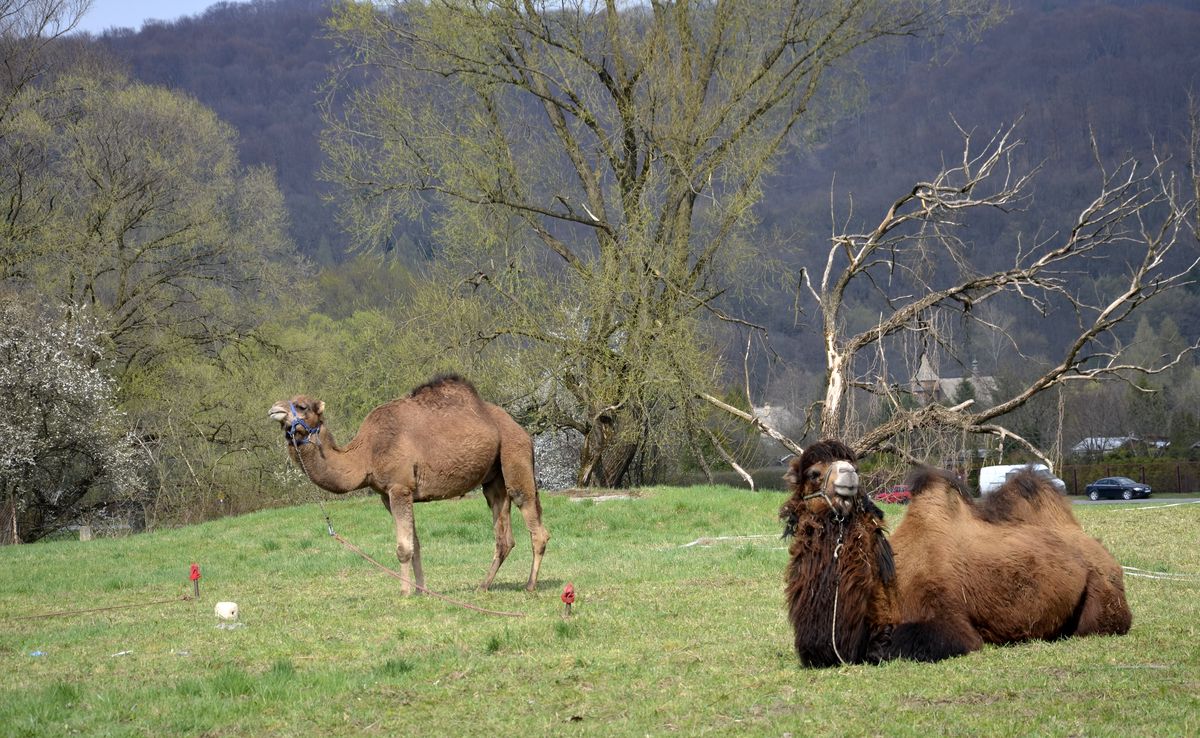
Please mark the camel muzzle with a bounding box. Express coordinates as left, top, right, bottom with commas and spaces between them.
268, 405, 288, 423
830, 461, 860, 498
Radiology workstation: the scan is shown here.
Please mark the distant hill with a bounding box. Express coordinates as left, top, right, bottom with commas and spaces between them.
772, 0, 1200, 270
92, 0, 1200, 346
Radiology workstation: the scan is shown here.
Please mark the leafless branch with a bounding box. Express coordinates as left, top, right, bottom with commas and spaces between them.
702, 427, 755, 490
698, 392, 804, 456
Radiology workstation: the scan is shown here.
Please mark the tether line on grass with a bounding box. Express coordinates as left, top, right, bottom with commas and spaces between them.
1121, 566, 1200, 581
679, 534, 777, 548
5, 595, 193, 622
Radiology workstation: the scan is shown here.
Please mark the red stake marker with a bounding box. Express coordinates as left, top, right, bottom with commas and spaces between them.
189, 563, 201, 599
561, 582, 575, 617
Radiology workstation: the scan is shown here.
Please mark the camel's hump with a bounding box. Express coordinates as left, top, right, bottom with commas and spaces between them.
407, 373, 480, 401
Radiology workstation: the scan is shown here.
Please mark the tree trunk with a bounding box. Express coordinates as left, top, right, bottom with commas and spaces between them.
820, 345, 851, 441
577, 417, 642, 488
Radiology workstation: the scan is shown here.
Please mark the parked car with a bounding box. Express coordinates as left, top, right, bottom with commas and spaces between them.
978, 463, 1067, 495
1084, 477, 1152, 501
873, 484, 912, 504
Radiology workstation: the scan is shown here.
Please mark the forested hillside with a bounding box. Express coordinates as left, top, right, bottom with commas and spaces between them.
93, 0, 1200, 381
94, 0, 1200, 274
97, 0, 345, 262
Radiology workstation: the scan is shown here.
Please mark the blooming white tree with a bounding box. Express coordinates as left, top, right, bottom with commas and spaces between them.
0, 299, 144, 543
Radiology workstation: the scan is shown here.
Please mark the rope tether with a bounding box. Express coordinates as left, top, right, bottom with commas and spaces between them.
6, 595, 193, 622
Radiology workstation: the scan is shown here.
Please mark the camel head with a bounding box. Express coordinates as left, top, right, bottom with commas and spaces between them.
268, 395, 325, 446
783, 439, 861, 518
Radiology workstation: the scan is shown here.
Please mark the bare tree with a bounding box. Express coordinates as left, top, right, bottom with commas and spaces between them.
1190, 91, 1200, 242
0, 0, 92, 280
710, 120, 1199, 468
0, 0, 90, 108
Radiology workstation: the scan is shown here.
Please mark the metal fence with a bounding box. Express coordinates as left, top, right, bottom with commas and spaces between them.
1060, 461, 1200, 495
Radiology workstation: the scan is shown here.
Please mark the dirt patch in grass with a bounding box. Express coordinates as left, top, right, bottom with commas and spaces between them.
906, 692, 1012, 707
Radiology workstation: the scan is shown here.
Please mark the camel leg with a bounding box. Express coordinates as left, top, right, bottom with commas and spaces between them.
480, 477, 514, 591
889, 615, 982, 662
516, 494, 549, 592
411, 524, 425, 593
387, 486, 419, 596
500, 449, 549, 592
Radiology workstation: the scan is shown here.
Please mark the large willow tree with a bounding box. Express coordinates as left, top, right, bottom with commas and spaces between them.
323, 0, 993, 486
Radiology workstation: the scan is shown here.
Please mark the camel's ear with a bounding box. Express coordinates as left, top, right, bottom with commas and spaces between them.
316, 400, 325, 417
782, 457, 802, 486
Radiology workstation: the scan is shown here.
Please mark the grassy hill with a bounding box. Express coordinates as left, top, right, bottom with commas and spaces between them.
2, 488, 1198, 736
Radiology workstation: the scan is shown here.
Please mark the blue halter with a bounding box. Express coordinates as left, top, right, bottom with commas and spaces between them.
285, 402, 321, 446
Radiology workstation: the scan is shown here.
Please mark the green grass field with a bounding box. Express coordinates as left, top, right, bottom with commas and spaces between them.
2, 488, 1198, 737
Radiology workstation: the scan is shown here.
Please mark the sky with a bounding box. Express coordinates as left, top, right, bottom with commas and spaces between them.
73, 0, 250, 35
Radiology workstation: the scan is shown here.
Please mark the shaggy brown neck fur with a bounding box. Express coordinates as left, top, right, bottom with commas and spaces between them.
780, 442, 894, 667
784, 498, 895, 667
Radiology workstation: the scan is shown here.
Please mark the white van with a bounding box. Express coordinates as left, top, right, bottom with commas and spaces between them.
978, 463, 1067, 495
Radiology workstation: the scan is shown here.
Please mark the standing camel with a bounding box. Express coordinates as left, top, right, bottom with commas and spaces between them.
268, 374, 549, 595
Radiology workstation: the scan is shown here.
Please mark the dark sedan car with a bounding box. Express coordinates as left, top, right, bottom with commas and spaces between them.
1084, 476, 1152, 501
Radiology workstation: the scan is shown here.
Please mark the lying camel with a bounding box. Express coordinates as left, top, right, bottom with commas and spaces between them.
781, 440, 1131, 665
269, 374, 549, 595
